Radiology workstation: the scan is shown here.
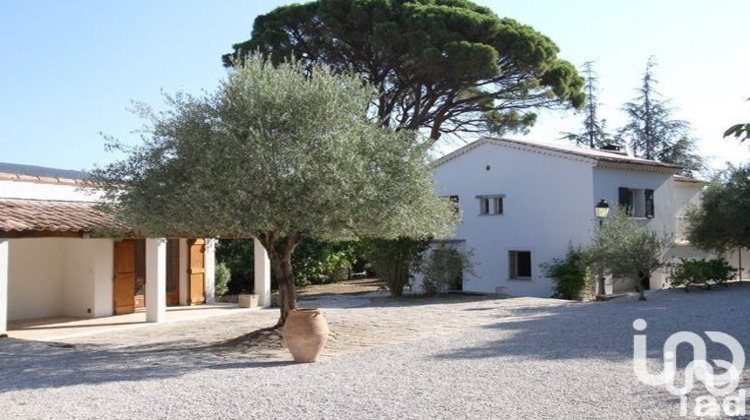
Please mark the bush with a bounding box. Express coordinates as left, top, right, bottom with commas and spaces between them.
418, 245, 474, 297
215, 262, 231, 296
669, 258, 737, 291
215, 239, 253, 294
292, 239, 366, 287
707, 258, 737, 287
541, 246, 590, 300
366, 238, 429, 297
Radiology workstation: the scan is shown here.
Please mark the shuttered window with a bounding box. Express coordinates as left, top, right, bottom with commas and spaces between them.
509, 250, 532, 279
477, 194, 504, 215
619, 187, 633, 216
645, 189, 655, 218
618, 187, 655, 218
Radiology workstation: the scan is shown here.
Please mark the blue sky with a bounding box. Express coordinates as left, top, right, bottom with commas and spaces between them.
2, 1, 749, 172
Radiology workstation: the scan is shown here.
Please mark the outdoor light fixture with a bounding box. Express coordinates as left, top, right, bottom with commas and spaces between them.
595, 199, 611, 295
595, 199, 610, 227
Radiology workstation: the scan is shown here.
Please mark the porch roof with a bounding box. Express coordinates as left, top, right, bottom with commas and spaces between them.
0, 198, 121, 238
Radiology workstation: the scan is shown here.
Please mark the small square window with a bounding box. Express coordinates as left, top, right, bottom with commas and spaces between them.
478, 195, 503, 215
509, 250, 532, 279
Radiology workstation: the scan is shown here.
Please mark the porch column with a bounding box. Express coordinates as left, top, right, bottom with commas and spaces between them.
0, 239, 8, 337
204, 239, 216, 304
253, 238, 271, 307
145, 238, 167, 323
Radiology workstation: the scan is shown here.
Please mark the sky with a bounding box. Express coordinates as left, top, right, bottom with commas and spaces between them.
1, 1, 749, 173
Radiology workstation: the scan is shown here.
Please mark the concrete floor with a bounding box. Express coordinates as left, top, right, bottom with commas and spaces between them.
7, 303, 262, 341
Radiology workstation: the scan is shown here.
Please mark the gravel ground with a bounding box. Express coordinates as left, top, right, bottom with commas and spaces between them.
2, 285, 750, 419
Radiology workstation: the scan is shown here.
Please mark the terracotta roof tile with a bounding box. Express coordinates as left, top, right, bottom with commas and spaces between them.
0, 199, 121, 235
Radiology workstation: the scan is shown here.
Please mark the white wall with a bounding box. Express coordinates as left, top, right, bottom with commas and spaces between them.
204, 238, 216, 304
0, 180, 101, 201
433, 143, 596, 297
63, 240, 97, 317
8, 238, 113, 320
8, 239, 65, 320
593, 167, 677, 238
91, 240, 113, 317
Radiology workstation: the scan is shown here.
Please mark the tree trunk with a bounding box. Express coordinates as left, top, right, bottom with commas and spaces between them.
259, 234, 299, 328
636, 274, 647, 301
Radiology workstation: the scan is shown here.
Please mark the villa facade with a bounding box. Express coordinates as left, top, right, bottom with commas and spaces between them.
429, 137, 741, 297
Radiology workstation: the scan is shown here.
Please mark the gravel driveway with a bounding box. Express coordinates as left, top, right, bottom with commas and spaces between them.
2, 285, 750, 419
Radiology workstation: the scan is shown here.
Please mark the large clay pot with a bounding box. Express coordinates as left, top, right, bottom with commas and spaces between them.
284, 308, 329, 363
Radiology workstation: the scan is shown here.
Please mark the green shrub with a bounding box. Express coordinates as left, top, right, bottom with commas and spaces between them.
706, 258, 737, 287
541, 246, 590, 300
669, 258, 737, 291
418, 245, 474, 297
215, 239, 253, 294
292, 239, 366, 287
215, 262, 231, 296
366, 238, 430, 297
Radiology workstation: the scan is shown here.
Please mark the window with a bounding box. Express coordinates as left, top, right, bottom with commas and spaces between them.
441, 195, 460, 213
618, 187, 654, 218
509, 250, 532, 279
477, 194, 504, 215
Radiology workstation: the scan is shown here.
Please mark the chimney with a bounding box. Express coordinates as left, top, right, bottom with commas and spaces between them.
600, 144, 627, 155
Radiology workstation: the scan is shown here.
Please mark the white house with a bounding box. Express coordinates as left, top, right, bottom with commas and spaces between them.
430, 136, 741, 298
0, 162, 272, 336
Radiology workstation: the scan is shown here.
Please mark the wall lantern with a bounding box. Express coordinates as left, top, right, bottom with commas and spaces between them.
595, 199, 610, 226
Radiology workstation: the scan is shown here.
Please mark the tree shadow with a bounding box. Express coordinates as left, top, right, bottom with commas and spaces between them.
432, 288, 750, 368
0, 337, 293, 392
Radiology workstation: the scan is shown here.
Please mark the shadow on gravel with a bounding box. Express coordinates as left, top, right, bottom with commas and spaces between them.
0, 338, 290, 392
432, 286, 750, 367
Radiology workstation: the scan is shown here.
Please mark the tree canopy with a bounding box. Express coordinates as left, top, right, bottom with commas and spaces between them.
223, 0, 585, 145
724, 98, 750, 142
617, 57, 703, 176
687, 165, 750, 252
92, 57, 456, 325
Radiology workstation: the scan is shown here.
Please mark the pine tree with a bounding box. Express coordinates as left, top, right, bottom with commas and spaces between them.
618, 57, 704, 176
561, 62, 613, 148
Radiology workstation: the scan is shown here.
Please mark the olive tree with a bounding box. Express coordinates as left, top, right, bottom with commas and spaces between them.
587, 210, 668, 301
92, 57, 455, 327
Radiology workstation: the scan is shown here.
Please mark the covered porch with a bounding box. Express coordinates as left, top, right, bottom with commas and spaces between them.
0, 198, 273, 337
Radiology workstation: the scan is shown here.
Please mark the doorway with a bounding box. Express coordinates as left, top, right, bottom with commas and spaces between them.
113, 238, 184, 315
188, 239, 206, 305
166, 239, 180, 306
113, 239, 146, 315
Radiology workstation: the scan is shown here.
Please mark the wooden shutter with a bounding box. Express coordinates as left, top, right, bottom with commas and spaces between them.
518, 251, 532, 278
645, 189, 655, 218
496, 197, 504, 215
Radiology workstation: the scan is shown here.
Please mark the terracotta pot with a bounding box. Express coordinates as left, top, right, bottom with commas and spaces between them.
284, 308, 329, 363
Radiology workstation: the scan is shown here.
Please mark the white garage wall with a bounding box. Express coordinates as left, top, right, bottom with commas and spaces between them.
92, 240, 114, 317
8, 238, 65, 320
63, 239, 113, 318
8, 238, 114, 320
63, 239, 96, 317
